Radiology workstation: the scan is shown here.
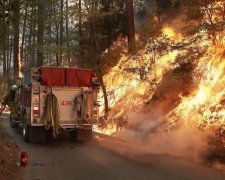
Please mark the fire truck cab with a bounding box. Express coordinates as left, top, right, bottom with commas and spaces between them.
11, 67, 99, 142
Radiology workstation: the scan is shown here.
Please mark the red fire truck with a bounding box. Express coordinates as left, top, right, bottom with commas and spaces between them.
11, 67, 99, 142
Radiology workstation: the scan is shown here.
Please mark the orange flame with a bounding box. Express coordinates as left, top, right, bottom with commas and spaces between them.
95, 2, 225, 140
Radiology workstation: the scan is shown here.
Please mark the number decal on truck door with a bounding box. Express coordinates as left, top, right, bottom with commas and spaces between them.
61, 101, 73, 106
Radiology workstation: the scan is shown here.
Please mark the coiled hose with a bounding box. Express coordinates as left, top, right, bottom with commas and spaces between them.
73, 93, 87, 122
42, 92, 61, 137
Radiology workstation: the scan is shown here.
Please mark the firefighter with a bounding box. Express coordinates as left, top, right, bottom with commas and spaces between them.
2, 85, 19, 120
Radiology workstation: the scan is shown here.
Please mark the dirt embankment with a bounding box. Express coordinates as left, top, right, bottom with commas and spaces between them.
0, 117, 23, 180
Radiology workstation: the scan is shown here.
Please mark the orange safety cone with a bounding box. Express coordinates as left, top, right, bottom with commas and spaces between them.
20, 150, 28, 167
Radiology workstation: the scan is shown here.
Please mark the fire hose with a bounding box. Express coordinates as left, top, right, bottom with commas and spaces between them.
73, 93, 87, 122
41, 92, 61, 137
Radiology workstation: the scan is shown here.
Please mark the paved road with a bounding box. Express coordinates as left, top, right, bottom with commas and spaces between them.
1, 114, 225, 180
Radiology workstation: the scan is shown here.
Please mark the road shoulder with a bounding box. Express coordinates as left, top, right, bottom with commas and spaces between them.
0, 114, 24, 180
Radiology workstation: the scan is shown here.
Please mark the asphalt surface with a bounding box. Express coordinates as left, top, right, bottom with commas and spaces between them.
1, 114, 225, 180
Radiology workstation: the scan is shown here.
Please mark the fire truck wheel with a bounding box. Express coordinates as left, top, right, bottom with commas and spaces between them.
22, 115, 47, 143
23, 125, 47, 143
9, 114, 19, 128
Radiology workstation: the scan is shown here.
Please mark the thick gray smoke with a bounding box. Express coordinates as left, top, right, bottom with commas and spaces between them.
115, 112, 213, 161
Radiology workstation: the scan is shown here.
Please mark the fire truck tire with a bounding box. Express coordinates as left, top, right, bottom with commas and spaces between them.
9, 114, 19, 128
22, 115, 47, 143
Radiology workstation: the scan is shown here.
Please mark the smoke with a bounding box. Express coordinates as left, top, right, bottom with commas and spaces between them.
133, 0, 151, 28
211, 162, 225, 171
102, 62, 212, 161
133, 0, 184, 29
115, 112, 213, 161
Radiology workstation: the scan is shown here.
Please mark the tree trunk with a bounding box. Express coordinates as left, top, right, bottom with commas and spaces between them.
78, 0, 83, 67
20, 0, 28, 68
27, 17, 32, 67
56, 26, 59, 66
13, 0, 20, 77
2, 2, 7, 77
31, 4, 36, 67
8, 36, 13, 72
66, 0, 70, 66
6, 34, 10, 74
126, 0, 135, 52
37, 0, 44, 67
47, 1, 53, 65
59, 0, 64, 66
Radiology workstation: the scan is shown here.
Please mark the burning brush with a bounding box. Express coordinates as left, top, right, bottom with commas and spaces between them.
95, 2, 225, 165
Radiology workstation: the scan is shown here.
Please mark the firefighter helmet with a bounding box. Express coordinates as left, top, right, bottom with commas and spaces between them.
11, 85, 18, 90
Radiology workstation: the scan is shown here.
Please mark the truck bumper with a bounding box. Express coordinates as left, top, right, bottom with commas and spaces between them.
60, 123, 92, 130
